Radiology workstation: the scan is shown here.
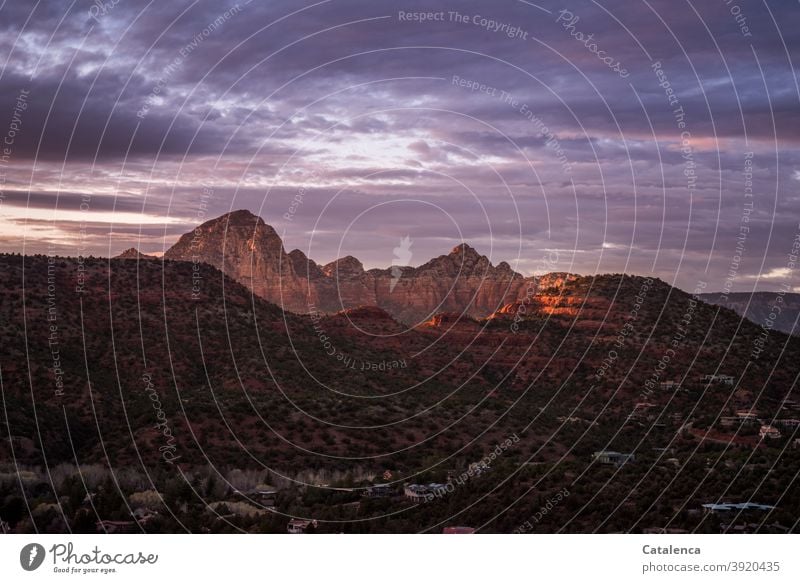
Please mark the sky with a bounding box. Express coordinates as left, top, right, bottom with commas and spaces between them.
0, 0, 799, 293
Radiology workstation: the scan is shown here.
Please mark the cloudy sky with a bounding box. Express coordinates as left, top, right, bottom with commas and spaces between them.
0, 0, 798, 293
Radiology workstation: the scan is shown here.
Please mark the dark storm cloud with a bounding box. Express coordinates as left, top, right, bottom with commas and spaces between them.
4, 190, 148, 213
2, 0, 796, 158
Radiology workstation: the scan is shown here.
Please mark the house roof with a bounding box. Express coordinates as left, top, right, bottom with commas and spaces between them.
702, 502, 775, 511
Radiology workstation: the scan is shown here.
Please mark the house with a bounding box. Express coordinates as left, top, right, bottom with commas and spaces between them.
443, 526, 475, 534
721, 522, 760, 534
429, 483, 448, 496
759, 425, 781, 440
704, 374, 735, 386
735, 410, 759, 424
702, 502, 775, 515
364, 484, 393, 498
592, 451, 635, 467
780, 398, 799, 412
659, 381, 679, 391
132, 507, 158, 525
670, 412, 685, 424
403, 483, 448, 501
721, 412, 759, 427
287, 519, 316, 534
774, 418, 800, 429
96, 520, 137, 534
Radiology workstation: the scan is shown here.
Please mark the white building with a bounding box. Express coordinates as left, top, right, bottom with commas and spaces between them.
592, 451, 635, 467
287, 519, 315, 534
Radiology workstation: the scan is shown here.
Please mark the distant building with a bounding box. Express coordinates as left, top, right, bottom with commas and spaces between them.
429, 483, 449, 496
287, 519, 316, 534
592, 451, 635, 467
780, 398, 799, 411
364, 484, 394, 498
443, 526, 475, 534
132, 508, 158, 525
759, 425, 781, 440
704, 374, 735, 386
659, 381, 679, 391
774, 419, 800, 429
643, 527, 689, 534
735, 410, 759, 421
235, 487, 277, 508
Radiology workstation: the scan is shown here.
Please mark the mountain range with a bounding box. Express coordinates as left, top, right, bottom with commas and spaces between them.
1, 209, 798, 533
699, 292, 799, 336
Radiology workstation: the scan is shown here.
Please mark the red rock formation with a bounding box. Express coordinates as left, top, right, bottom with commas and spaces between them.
164, 209, 309, 312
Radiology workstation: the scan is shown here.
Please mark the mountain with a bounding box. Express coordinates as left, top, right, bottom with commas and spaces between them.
162, 209, 800, 336
700, 292, 800, 336
164, 210, 535, 324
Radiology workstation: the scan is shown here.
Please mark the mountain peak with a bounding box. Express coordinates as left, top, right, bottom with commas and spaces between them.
322, 256, 365, 277
115, 247, 152, 259
208, 209, 266, 228
450, 243, 480, 257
